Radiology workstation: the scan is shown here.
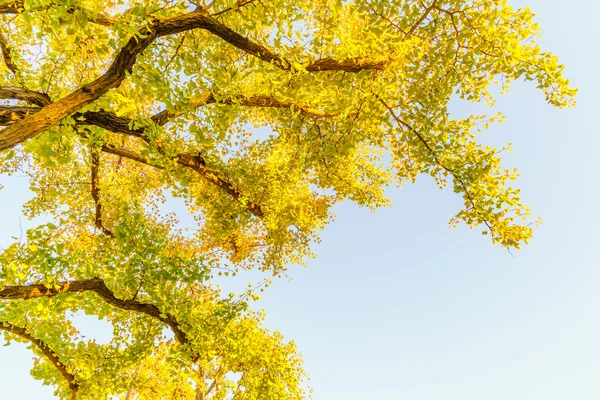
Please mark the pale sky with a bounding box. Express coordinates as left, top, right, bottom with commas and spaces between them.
1, 0, 599, 399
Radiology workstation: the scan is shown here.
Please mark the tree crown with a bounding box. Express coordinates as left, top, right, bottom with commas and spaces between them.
0, 0, 575, 398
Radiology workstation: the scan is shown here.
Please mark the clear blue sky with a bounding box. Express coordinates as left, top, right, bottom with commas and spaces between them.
1, 0, 599, 398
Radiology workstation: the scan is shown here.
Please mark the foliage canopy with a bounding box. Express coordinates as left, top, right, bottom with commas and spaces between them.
0, 0, 574, 398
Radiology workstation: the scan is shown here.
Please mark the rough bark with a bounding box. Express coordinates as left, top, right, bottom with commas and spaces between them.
0, 86, 52, 107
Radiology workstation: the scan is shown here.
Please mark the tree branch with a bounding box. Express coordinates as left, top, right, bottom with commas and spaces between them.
101, 141, 265, 218
0, 9, 381, 150
182, 11, 385, 72
378, 97, 495, 235
0, 105, 40, 125
0, 86, 52, 107
212, 0, 257, 17
79, 113, 265, 217
206, 366, 223, 396
405, 1, 437, 39
0, 88, 334, 127
79, 93, 334, 134
305, 57, 385, 72
90, 144, 115, 237
99, 142, 163, 169
0, 28, 21, 81
124, 384, 135, 400
0, 278, 198, 361
176, 152, 264, 218
0, 84, 337, 219
0, 320, 79, 398
0, 10, 163, 150
0, 99, 266, 217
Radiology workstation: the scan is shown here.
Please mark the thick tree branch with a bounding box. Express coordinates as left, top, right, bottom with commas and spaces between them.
0, 89, 334, 128
90, 145, 115, 237
0, 85, 336, 219
177, 11, 385, 72
0, 320, 79, 397
79, 93, 334, 135
0, 11, 163, 150
0, 8, 381, 150
205, 93, 337, 118
0, 278, 198, 360
0, 105, 40, 125
0, 86, 52, 107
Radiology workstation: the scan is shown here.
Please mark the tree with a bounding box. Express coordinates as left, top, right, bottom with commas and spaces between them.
0, 0, 575, 398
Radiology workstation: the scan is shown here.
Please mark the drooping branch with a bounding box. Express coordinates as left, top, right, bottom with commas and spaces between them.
79, 113, 265, 217
0, 99, 265, 217
0, 278, 197, 360
98, 141, 264, 217
90, 145, 115, 237
175, 152, 264, 218
378, 97, 495, 235
101, 141, 265, 218
0, 320, 79, 398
